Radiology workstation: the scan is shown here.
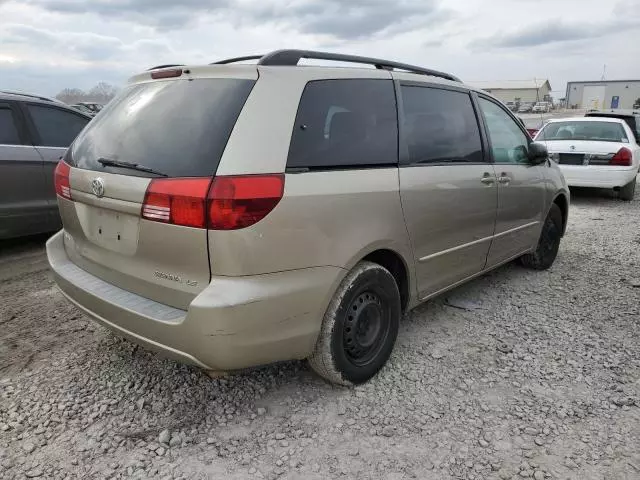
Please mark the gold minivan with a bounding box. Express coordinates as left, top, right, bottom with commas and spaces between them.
47, 50, 569, 385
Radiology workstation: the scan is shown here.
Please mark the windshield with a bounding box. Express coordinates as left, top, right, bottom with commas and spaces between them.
536, 121, 628, 142
69, 78, 255, 177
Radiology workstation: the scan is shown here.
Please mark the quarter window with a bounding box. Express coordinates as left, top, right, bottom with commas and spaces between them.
401, 86, 483, 164
478, 98, 529, 164
26, 104, 89, 148
287, 79, 398, 169
0, 108, 20, 145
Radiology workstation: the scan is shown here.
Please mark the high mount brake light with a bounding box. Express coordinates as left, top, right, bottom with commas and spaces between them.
150, 68, 183, 80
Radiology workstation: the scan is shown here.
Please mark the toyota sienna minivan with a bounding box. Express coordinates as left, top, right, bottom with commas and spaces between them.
47, 50, 569, 385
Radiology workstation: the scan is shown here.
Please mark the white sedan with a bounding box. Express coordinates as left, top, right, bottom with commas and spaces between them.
534, 117, 639, 200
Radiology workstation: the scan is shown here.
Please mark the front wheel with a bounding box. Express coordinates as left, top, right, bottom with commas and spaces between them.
619, 178, 636, 201
308, 261, 400, 386
520, 203, 562, 270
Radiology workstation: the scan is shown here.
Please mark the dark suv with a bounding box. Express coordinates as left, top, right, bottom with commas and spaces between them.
585, 109, 640, 142
0, 91, 91, 239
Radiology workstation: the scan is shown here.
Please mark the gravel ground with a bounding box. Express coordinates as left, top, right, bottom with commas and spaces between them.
1, 186, 639, 480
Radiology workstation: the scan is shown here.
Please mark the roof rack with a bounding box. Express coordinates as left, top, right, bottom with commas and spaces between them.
211, 55, 264, 65
0, 90, 60, 103
211, 49, 461, 82
147, 64, 185, 71
211, 50, 462, 82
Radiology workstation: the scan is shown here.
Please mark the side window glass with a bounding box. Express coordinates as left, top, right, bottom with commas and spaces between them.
26, 104, 89, 148
401, 86, 483, 164
478, 98, 529, 164
0, 108, 21, 145
287, 79, 398, 169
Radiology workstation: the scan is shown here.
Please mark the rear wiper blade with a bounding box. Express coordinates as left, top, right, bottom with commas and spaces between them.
97, 158, 168, 177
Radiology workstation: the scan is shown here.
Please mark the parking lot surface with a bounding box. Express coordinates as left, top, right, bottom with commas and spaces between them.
1, 186, 639, 480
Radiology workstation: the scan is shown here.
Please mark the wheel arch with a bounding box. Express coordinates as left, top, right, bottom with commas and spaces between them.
551, 192, 569, 236
360, 248, 412, 313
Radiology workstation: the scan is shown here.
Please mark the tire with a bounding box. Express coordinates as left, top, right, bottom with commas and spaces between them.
308, 261, 401, 386
520, 203, 562, 270
619, 178, 636, 201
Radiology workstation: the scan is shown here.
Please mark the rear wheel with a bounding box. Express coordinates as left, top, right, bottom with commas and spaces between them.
520, 204, 562, 270
619, 178, 636, 201
308, 261, 400, 386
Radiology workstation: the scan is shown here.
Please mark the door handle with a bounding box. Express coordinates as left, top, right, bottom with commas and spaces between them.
497, 173, 511, 185
480, 173, 495, 185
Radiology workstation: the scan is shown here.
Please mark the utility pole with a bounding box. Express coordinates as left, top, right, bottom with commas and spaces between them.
601, 64, 606, 81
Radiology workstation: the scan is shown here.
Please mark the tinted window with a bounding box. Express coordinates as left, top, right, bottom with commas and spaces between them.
401, 86, 483, 164
537, 121, 628, 142
27, 105, 89, 148
287, 79, 398, 169
70, 79, 255, 178
478, 98, 529, 164
0, 108, 20, 145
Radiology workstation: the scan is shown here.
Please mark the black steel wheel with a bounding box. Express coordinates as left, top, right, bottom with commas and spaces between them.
308, 261, 401, 385
343, 290, 391, 367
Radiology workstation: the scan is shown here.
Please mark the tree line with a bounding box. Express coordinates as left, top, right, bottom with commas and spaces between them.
55, 82, 119, 105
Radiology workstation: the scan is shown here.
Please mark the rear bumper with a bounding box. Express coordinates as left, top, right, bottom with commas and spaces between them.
559, 165, 638, 188
47, 230, 344, 370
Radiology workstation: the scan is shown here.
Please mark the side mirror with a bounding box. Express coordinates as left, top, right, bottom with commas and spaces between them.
528, 142, 548, 165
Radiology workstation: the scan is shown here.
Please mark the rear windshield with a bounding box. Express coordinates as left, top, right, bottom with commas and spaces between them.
536, 121, 628, 142
69, 78, 255, 177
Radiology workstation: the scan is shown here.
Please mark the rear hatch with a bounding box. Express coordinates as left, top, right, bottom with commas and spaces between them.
58, 68, 257, 309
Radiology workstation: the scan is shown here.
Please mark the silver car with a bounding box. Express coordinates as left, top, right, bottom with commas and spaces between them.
47, 50, 570, 385
0, 91, 91, 239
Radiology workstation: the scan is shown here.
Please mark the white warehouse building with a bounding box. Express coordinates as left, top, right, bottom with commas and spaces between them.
470, 79, 552, 104
565, 80, 640, 110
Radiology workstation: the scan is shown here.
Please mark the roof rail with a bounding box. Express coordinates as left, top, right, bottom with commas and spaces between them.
258, 49, 461, 82
147, 64, 185, 71
211, 55, 264, 65
0, 90, 60, 103
210, 50, 461, 82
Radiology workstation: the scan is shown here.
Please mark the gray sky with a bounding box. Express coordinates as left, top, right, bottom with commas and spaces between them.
1, 0, 638, 98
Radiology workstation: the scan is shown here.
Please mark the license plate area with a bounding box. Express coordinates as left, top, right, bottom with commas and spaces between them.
77, 204, 140, 255
558, 153, 585, 165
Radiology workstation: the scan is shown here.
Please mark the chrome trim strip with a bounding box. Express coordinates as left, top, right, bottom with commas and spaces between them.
419, 236, 492, 263
418, 221, 539, 263
492, 221, 539, 239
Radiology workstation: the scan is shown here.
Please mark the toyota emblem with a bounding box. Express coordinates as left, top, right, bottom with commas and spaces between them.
91, 178, 105, 198
570, 145, 575, 151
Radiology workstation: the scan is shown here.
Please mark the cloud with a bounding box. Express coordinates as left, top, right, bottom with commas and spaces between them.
476, 17, 635, 49
279, 0, 447, 40
1, 23, 172, 61
22, 0, 230, 28
23, 0, 450, 40
1, 0, 638, 98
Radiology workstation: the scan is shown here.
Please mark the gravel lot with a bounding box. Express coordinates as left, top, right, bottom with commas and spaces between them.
1, 185, 639, 480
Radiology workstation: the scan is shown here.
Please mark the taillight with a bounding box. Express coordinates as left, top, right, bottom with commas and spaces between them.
610, 148, 632, 166
54, 160, 72, 200
142, 178, 211, 228
208, 175, 284, 230
141, 174, 284, 230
